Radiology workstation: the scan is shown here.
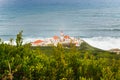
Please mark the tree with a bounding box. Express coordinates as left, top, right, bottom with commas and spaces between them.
16, 31, 23, 47
10, 38, 13, 45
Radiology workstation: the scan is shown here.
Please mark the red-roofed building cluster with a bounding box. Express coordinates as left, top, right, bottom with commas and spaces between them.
31, 32, 83, 46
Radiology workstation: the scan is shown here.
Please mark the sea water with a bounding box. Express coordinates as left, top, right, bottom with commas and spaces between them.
0, 5, 120, 50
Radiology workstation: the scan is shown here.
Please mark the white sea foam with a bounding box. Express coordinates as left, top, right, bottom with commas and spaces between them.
3, 37, 46, 45
83, 37, 120, 50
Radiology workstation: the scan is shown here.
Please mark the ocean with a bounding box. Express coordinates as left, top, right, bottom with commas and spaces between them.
0, 5, 120, 50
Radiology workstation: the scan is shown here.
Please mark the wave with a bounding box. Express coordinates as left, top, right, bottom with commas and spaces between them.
86, 28, 120, 31
3, 37, 45, 45
83, 37, 120, 50
100, 29, 120, 31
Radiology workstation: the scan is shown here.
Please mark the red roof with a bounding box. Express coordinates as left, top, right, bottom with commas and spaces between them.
33, 40, 43, 44
64, 35, 70, 39
53, 36, 59, 40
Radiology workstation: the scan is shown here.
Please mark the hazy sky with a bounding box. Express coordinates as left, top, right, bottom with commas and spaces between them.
0, 0, 120, 7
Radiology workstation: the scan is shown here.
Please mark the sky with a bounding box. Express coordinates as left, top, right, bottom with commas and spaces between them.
0, 0, 120, 7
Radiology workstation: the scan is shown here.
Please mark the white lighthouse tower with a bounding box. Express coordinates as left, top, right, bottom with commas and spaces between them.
60, 31, 64, 42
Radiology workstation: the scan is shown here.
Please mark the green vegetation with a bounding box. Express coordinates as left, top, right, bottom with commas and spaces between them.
0, 32, 120, 80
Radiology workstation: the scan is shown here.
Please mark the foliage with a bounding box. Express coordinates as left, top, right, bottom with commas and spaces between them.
0, 32, 120, 80
16, 30, 23, 47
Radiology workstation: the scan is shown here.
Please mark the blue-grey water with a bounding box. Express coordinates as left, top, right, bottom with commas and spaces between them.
1, 5, 120, 50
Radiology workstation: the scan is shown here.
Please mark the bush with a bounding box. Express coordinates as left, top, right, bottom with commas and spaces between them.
0, 32, 120, 80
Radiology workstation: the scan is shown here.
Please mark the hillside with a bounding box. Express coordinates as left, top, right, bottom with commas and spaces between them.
0, 32, 120, 80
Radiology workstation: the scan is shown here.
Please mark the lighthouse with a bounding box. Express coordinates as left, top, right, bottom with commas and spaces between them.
60, 31, 64, 36
60, 31, 64, 42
